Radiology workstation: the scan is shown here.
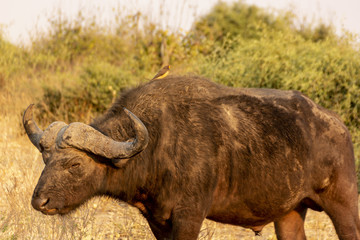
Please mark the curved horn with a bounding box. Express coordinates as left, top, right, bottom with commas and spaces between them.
23, 104, 44, 151
60, 108, 149, 167
122, 108, 149, 156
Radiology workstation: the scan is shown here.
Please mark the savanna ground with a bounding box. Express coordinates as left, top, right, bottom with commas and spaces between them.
1, 1, 360, 239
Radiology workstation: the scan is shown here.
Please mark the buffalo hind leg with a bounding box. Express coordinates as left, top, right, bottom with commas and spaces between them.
316, 162, 360, 239
318, 190, 360, 240
274, 205, 307, 240
324, 202, 360, 240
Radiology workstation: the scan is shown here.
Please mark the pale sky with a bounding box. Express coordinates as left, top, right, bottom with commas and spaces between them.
0, 0, 359, 45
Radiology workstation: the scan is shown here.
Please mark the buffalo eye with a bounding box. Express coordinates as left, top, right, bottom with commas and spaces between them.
71, 163, 80, 168
67, 163, 81, 174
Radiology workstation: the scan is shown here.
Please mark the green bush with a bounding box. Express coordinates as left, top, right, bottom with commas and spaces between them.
193, 1, 334, 45
80, 61, 134, 112
193, 1, 291, 43
37, 61, 137, 123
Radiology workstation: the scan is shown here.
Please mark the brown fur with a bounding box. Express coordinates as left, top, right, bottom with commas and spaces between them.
30, 76, 360, 239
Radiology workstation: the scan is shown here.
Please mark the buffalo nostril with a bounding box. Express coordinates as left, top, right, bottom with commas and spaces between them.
32, 197, 50, 210
40, 198, 49, 208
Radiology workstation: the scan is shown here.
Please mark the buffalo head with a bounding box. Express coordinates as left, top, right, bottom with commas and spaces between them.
23, 104, 149, 215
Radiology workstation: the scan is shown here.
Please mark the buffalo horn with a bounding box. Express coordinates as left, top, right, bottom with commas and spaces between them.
23, 104, 44, 151
60, 108, 149, 167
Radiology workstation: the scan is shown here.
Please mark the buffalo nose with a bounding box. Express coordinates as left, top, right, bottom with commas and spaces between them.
31, 197, 50, 211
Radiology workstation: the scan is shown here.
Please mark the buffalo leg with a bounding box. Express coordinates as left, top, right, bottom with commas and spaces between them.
274, 205, 307, 240
170, 208, 205, 240
147, 219, 171, 240
324, 203, 360, 240
316, 155, 360, 240
318, 191, 360, 240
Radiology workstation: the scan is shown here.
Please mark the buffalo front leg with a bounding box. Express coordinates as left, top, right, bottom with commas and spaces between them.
170, 208, 205, 240
274, 205, 307, 240
146, 218, 172, 240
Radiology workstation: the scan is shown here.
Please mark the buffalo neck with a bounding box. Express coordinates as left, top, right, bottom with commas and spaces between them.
90, 112, 157, 203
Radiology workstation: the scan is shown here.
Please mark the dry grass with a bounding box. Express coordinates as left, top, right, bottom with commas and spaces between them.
0, 113, 347, 240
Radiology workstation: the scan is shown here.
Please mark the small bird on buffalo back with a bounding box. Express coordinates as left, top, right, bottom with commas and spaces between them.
152, 65, 170, 80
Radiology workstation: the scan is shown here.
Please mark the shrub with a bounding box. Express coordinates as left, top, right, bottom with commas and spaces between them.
37, 61, 137, 123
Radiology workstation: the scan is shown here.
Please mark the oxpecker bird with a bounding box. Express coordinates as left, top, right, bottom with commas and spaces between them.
152, 65, 170, 80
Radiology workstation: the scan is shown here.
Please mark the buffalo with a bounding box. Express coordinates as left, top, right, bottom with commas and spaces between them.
23, 76, 360, 239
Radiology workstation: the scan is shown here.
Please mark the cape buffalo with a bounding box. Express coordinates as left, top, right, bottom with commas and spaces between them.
23, 76, 359, 239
